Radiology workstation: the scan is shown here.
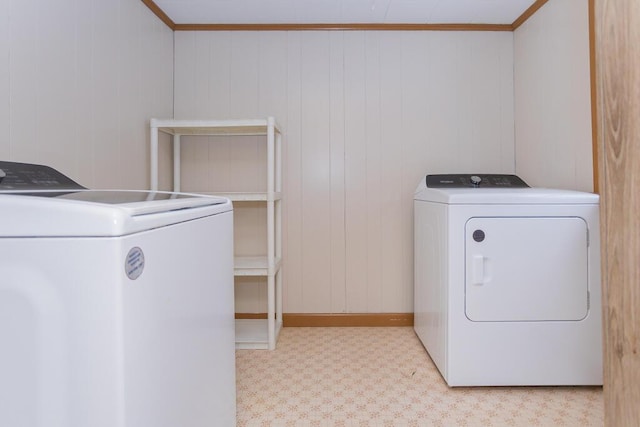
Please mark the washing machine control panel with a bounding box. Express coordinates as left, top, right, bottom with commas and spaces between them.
425, 174, 529, 188
0, 161, 85, 191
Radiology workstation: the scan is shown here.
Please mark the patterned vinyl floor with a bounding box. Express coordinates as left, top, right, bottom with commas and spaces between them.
235, 327, 603, 427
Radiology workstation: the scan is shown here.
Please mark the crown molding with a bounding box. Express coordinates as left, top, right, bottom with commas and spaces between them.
142, 0, 549, 32
141, 0, 175, 30
173, 23, 513, 32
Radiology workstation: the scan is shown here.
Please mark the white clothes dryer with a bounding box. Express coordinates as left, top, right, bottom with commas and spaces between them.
414, 174, 602, 386
0, 161, 236, 427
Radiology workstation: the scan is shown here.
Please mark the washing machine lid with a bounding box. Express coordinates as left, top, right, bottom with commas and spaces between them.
0, 190, 232, 237
0, 161, 232, 237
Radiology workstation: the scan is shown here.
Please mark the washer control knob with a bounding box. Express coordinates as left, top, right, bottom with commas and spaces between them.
470, 175, 482, 186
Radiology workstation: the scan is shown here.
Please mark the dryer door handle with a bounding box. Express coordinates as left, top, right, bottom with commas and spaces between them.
472, 255, 485, 286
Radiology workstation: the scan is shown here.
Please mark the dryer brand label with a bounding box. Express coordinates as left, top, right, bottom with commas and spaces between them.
125, 247, 145, 280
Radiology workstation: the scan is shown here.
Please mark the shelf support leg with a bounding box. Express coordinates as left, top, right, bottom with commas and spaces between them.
150, 125, 159, 191
268, 273, 276, 350
173, 134, 181, 192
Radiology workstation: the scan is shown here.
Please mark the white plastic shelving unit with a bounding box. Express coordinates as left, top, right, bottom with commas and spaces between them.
150, 117, 283, 350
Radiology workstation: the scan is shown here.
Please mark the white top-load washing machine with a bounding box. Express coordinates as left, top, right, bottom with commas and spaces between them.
414, 174, 602, 387
0, 161, 236, 426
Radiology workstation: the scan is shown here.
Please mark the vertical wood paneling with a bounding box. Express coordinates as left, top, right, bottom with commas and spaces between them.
178, 33, 214, 193
300, 32, 332, 311
329, 32, 346, 312
0, 0, 9, 158
230, 33, 259, 117
204, 34, 233, 193
595, 0, 640, 423
343, 31, 368, 313
4, 0, 173, 189
379, 32, 408, 311
497, 33, 516, 172
364, 32, 383, 312
206, 32, 232, 117
120, 0, 174, 190
142, 8, 174, 120
35, 0, 75, 172
173, 32, 199, 118
72, 0, 96, 186
514, 0, 593, 192
257, 32, 288, 120
118, 0, 140, 184
283, 32, 303, 311
154, 31, 175, 190
173, 30, 516, 314
469, 32, 515, 173
399, 32, 429, 181
426, 32, 460, 172
228, 33, 262, 193
454, 33, 477, 173
91, 1, 121, 188
399, 32, 430, 313
9, 0, 39, 164
119, 0, 146, 187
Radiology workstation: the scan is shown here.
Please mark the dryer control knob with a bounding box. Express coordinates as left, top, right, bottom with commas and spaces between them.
470, 175, 482, 186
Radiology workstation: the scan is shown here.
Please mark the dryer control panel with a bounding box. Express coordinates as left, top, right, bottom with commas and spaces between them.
426, 174, 529, 188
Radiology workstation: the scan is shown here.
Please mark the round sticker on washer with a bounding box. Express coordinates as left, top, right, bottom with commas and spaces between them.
125, 247, 145, 280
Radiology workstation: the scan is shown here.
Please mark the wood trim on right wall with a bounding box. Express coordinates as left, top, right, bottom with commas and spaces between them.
595, 0, 640, 423
141, 0, 176, 30
511, 0, 550, 30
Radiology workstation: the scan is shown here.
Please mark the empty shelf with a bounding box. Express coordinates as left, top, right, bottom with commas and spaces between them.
235, 318, 283, 350
234, 256, 282, 276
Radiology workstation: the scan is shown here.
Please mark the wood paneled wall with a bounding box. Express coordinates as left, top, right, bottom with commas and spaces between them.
172, 31, 515, 313
0, 0, 174, 189
514, 0, 594, 192
595, 0, 640, 424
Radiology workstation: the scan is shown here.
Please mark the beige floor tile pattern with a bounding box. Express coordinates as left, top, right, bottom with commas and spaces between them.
236, 327, 603, 426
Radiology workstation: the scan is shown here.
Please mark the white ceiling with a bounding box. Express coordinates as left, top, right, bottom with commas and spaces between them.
154, 0, 539, 25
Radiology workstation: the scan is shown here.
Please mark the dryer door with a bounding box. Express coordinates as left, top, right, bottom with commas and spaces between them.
465, 217, 589, 322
